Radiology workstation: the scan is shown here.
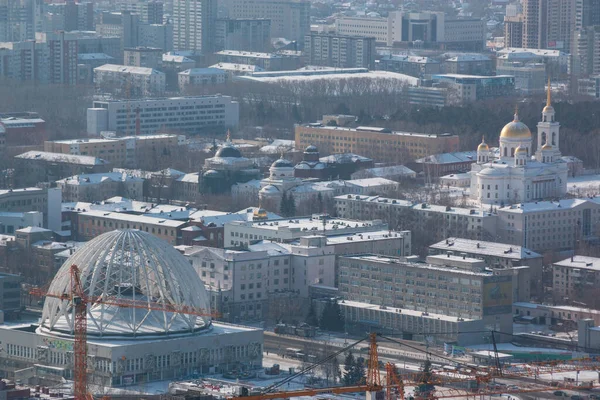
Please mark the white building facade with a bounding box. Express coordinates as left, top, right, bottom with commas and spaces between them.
470, 90, 568, 205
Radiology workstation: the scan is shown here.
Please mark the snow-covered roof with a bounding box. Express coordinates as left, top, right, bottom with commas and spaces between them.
351, 165, 416, 179
215, 50, 281, 59
16, 226, 51, 234
320, 153, 373, 164
78, 53, 114, 61
260, 139, 295, 154
445, 54, 491, 62
416, 151, 477, 164
554, 256, 600, 272
179, 68, 227, 76
209, 63, 264, 73
94, 64, 164, 76
345, 177, 398, 188
162, 54, 195, 63
16, 151, 109, 166
57, 172, 143, 186
239, 69, 419, 86
176, 172, 199, 183
79, 210, 187, 227
430, 237, 541, 259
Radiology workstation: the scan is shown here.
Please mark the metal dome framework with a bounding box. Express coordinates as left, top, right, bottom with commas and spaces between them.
40, 230, 211, 339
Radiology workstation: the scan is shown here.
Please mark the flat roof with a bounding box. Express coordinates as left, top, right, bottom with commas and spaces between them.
0, 187, 44, 196
323, 230, 407, 245
433, 73, 515, 80
228, 215, 384, 233
15, 151, 109, 166
341, 254, 493, 276
94, 64, 164, 75
498, 198, 598, 213
430, 237, 541, 259
513, 302, 600, 314
554, 256, 600, 272
339, 299, 475, 322
78, 210, 186, 227
300, 124, 457, 139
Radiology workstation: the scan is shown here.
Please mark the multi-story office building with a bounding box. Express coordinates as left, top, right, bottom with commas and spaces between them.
504, 15, 523, 48
124, 46, 163, 69
0, 273, 22, 320
303, 33, 376, 69
441, 54, 493, 76
56, 172, 144, 203
0, 187, 61, 232
74, 31, 122, 61
215, 50, 301, 71
0, 0, 38, 42
497, 47, 569, 78
45, 134, 185, 168
295, 121, 459, 162
335, 12, 484, 50
138, 23, 173, 51
522, 0, 579, 52
552, 256, 600, 299
431, 74, 515, 102
221, 0, 309, 44
97, 11, 140, 49
376, 55, 440, 77
87, 95, 239, 136
182, 236, 335, 322
215, 18, 271, 52
173, 0, 217, 52
337, 254, 513, 343
224, 214, 388, 248
94, 64, 166, 97
14, 150, 111, 184
582, 0, 600, 27
76, 210, 186, 244
496, 62, 545, 93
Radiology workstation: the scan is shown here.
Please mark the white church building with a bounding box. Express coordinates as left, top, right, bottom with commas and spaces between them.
470, 88, 568, 205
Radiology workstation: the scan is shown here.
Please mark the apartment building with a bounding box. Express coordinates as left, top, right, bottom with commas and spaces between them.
552, 256, 600, 299
178, 68, 228, 92
337, 254, 513, 342
182, 236, 335, 322
56, 172, 144, 202
215, 18, 271, 52
441, 54, 493, 76
215, 50, 301, 71
304, 33, 376, 69
496, 62, 545, 94
87, 96, 239, 136
138, 22, 173, 51
573, 26, 600, 77
14, 151, 111, 188
221, 0, 309, 44
173, 0, 217, 52
45, 134, 185, 168
578, 75, 600, 98
295, 122, 459, 163
97, 11, 140, 49
76, 210, 186, 244
94, 64, 166, 97
224, 214, 388, 248
120, 0, 164, 24
335, 14, 391, 44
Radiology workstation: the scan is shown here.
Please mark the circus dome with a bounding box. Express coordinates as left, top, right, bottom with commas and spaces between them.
39, 230, 211, 339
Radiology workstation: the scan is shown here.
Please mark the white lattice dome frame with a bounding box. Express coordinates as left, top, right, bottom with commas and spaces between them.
39, 230, 211, 339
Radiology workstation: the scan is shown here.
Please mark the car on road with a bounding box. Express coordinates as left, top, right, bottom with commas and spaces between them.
570, 395, 583, 400
554, 391, 566, 396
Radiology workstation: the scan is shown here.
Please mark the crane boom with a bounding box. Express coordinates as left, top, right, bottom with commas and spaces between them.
235, 384, 377, 400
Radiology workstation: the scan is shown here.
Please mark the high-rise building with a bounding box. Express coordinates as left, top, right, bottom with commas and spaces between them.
121, 0, 164, 24
582, 0, 600, 27
215, 18, 271, 52
522, 0, 578, 51
304, 33, 376, 69
138, 22, 173, 51
173, 0, 217, 52
0, 0, 39, 42
573, 25, 600, 76
97, 11, 140, 49
221, 0, 309, 44
504, 14, 523, 48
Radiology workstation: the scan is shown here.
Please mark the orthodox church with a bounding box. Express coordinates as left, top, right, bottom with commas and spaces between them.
200, 133, 261, 194
470, 86, 568, 205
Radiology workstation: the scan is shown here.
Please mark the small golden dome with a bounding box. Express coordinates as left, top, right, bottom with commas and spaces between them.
542, 143, 552, 151
477, 136, 489, 151
500, 112, 531, 139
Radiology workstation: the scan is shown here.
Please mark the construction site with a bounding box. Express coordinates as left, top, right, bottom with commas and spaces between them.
1, 229, 600, 400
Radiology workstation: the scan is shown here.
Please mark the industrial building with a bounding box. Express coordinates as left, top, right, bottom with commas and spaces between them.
0, 230, 263, 386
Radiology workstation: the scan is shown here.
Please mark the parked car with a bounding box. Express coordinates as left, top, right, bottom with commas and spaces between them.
571, 395, 583, 400
554, 391, 566, 396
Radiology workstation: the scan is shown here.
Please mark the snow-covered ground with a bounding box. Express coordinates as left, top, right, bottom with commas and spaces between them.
568, 174, 600, 195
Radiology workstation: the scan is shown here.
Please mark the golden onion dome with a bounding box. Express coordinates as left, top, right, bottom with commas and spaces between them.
477, 136, 489, 151
542, 143, 552, 151
500, 112, 531, 139
515, 145, 527, 154
543, 105, 554, 113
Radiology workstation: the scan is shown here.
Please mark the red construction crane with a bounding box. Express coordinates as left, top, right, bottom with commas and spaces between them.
30, 264, 218, 400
